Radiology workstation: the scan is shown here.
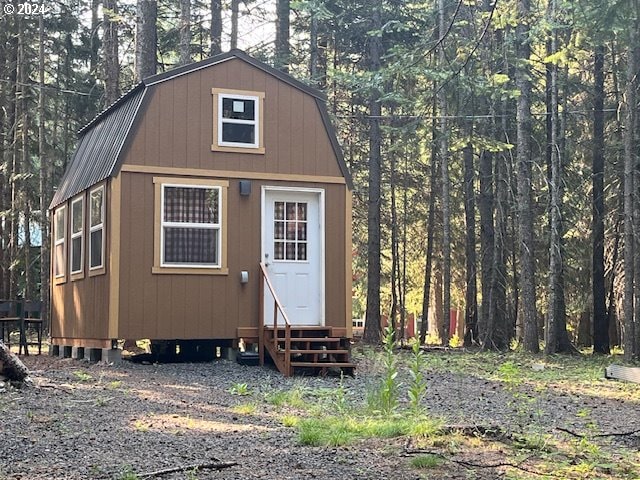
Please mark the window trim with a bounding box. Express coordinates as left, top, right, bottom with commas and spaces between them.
211, 88, 265, 155
153, 177, 229, 275
88, 184, 106, 276
69, 194, 85, 280
53, 204, 67, 284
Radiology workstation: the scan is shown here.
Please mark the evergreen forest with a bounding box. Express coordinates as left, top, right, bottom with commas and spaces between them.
1, 0, 640, 358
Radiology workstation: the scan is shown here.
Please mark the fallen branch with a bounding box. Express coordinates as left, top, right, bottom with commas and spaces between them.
403, 446, 560, 478
137, 461, 237, 478
453, 457, 564, 478
441, 424, 512, 441
556, 426, 640, 438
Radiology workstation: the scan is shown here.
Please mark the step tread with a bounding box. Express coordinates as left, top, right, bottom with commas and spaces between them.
290, 361, 356, 368
264, 326, 332, 331
274, 337, 342, 342
287, 349, 349, 354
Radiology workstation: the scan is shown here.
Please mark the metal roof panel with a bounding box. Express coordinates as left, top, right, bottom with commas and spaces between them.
49, 86, 146, 209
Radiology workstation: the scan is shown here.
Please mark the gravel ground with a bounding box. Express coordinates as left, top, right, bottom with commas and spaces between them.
1, 350, 638, 479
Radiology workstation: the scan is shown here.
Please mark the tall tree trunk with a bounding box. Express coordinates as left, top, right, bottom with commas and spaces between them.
438, 0, 451, 346
179, 0, 191, 65
632, 1, 640, 358
419, 116, 439, 344
0, 26, 6, 299
463, 124, 478, 346
390, 138, 399, 337
10, 22, 23, 299
20, 41, 31, 300
310, 10, 319, 83
2, 23, 18, 299
400, 150, 409, 341
210, 0, 222, 55
103, 0, 120, 106
545, 0, 569, 353
363, 3, 382, 345
230, 0, 239, 50
478, 143, 494, 347
491, 100, 509, 350
90, 0, 100, 76
275, 0, 290, 72
515, 0, 539, 353
592, 44, 608, 353
623, 4, 638, 360
135, 0, 157, 81
39, 12, 50, 331
434, 259, 444, 340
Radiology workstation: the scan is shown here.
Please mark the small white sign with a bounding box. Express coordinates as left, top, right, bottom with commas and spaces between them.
233, 101, 245, 113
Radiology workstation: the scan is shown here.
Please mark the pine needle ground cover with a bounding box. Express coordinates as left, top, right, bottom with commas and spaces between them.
1, 350, 639, 479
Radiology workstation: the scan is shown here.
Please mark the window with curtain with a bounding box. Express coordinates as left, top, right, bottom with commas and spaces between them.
161, 185, 221, 267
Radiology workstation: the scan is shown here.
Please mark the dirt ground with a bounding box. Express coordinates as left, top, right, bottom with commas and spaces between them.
1, 349, 639, 479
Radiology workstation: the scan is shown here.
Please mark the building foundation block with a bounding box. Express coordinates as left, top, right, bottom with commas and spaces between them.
101, 348, 122, 364
84, 348, 102, 362
59, 346, 72, 359
71, 346, 85, 360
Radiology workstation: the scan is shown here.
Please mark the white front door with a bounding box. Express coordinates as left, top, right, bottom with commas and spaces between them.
262, 188, 324, 326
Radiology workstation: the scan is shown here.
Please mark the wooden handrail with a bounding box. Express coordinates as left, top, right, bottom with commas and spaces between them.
259, 263, 292, 375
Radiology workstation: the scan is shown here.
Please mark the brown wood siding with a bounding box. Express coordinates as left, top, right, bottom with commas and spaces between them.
116, 172, 347, 339
122, 58, 343, 180
51, 184, 111, 342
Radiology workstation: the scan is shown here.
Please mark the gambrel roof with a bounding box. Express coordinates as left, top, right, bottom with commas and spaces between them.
50, 49, 351, 209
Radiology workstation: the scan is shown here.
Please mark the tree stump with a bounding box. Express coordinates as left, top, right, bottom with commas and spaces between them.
0, 340, 29, 381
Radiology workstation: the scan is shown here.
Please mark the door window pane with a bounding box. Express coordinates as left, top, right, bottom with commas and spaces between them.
273, 201, 309, 262
274, 221, 284, 239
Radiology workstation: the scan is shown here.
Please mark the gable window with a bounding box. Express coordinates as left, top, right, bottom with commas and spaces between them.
211, 88, 265, 154
153, 177, 228, 275
70, 195, 84, 278
89, 185, 105, 273
53, 205, 67, 282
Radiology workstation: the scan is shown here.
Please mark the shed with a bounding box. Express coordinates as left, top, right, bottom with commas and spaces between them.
49, 50, 354, 375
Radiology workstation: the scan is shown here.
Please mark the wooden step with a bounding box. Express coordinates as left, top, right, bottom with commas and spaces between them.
274, 337, 341, 343
264, 326, 332, 331
290, 361, 356, 368
288, 349, 349, 354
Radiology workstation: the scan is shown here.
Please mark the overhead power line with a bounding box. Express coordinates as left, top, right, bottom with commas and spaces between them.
336, 109, 619, 121
0, 78, 100, 97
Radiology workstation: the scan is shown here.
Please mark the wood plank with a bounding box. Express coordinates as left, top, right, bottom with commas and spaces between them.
290, 350, 349, 354
290, 362, 355, 368
276, 337, 341, 343
303, 96, 316, 176
172, 75, 188, 169
605, 364, 640, 383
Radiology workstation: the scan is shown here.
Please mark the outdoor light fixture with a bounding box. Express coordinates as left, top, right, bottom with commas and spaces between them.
239, 180, 251, 196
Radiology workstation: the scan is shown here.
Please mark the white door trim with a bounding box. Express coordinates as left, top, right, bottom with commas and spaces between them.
261, 186, 326, 326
